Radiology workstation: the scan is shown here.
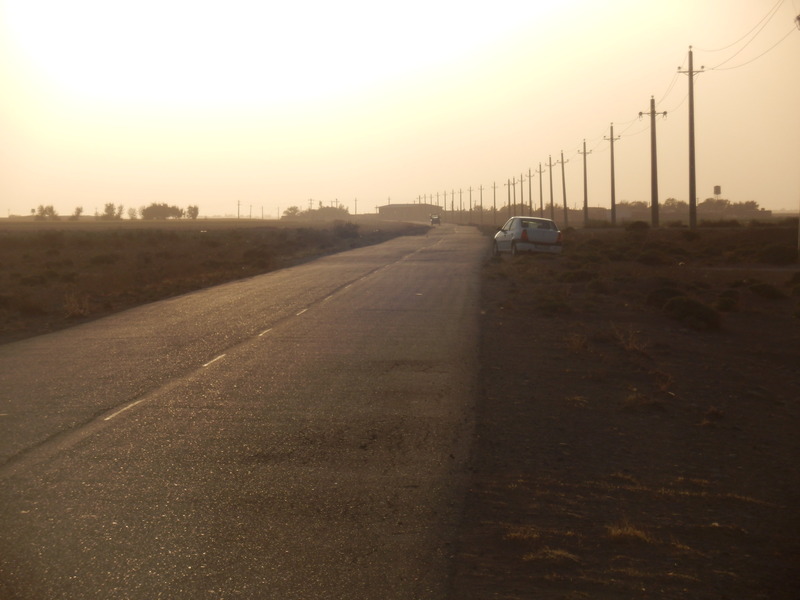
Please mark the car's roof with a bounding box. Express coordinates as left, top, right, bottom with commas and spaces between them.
512, 216, 555, 223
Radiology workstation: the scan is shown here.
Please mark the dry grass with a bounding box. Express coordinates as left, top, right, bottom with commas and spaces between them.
503, 524, 541, 541
606, 520, 656, 544
610, 323, 650, 354
522, 547, 581, 563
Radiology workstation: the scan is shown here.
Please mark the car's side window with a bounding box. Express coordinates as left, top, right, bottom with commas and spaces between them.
502, 219, 514, 231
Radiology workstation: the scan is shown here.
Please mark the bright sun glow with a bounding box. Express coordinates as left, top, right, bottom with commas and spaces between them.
4, 0, 548, 109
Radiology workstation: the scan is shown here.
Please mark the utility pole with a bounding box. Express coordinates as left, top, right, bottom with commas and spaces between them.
505, 179, 511, 218
578, 139, 592, 227
492, 181, 498, 225
527, 168, 533, 215
679, 46, 703, 229
536, 163, 545, 217
640, 96, 667, 227
604, 124, 621, 226
479, 185, 484, 224
557, 151, 569, 226
546, 156, 556, 220
511, 177, 517, 212
519, 172, 524, 214
468, 186, 473, 222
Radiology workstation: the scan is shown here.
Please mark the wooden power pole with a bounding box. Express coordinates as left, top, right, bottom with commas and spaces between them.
527, 168, 534, 215
536, 163, 545, 217
679, 46, 702, 229
640, 96, 667, 227
546, 156, 556, 220
578, 139, 591, 227
557, 151, 569, 226
604, 124, 621, 226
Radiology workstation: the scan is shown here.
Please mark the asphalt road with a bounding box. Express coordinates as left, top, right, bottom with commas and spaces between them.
0, 224, 486, 599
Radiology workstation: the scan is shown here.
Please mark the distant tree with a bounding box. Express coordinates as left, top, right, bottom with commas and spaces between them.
101, 203, 117, 220
127, 208, 138, 220
663, 198, 688, 210
69, 206, 84, 221
35, 205, 59, 220
620, 200, 647, 209
282, 206, 301, 218
186, 205, 199, 220
116, 204, 124, 219
141, 203, 184, 220
313, 205, 350, 219
699, 198, 730, 210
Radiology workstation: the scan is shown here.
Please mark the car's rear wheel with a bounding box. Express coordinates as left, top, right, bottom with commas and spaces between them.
492, 241, 500, 257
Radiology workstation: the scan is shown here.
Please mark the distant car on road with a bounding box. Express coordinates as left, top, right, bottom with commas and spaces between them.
493, 216, 563, 256
430, 215, 441, 225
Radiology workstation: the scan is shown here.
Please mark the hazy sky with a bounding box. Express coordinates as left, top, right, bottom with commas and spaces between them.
1, 0, 798, 219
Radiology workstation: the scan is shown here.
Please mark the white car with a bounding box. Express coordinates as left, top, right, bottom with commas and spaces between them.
493, 216, 563, 256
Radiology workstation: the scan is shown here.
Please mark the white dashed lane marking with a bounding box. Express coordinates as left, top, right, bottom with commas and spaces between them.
202, 354, 226, 368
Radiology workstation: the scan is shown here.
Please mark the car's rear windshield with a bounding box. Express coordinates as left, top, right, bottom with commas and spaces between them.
520, 219, 554, 230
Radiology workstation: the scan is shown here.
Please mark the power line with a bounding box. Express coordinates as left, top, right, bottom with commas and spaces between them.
656, 51, 689, 106
710, 25, 797, 71
664, 92, 689, 115
621, 124, 650, 139
708, 0, 789, 69
657, 71, 681, 105
695, 0, 786, 53
617, 118, 644, 137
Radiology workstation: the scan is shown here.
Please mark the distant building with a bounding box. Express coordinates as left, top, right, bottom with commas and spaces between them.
377, 203, 442, 222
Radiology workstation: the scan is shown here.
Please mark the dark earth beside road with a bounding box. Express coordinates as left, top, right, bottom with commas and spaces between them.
451, 223, 800, 599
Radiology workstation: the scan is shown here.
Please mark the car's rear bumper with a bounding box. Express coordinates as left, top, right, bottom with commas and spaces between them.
517, 242, 562, 254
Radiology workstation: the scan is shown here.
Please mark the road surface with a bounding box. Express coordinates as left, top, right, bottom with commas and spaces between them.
0, 224, 486, 599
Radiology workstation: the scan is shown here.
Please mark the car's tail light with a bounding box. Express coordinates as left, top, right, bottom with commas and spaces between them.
556, 232, 563, 244
521, 229, 529, 242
